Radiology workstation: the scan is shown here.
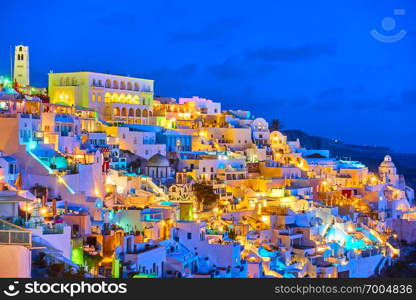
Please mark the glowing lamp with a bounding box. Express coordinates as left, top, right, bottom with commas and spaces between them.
40, 207, 48, 216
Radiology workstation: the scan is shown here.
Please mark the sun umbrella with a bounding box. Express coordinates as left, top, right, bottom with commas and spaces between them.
14, 173, 23, 190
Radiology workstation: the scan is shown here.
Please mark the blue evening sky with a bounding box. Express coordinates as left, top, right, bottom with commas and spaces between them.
1, 0, 415, 152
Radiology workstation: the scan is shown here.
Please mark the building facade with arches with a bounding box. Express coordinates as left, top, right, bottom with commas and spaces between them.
48, 71, 154, 125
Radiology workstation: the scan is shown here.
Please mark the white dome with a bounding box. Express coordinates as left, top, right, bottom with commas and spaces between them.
380, 155, 395, 168
147, 153, 170, 167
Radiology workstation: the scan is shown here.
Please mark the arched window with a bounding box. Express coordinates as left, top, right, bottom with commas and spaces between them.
105, 92, 111, 102
136, 108, 141, 117
119, 93, 126, 103
113, 107, 120, 116
92, 93, 96, 102
120, 81, 126, 90
143, 109, 148, 117
98, 94, 102, 102
128, 108, 134, 117
127, 82, 133, 90
149, 111, 153, 117
134, 82, 139, 91
112, 80, 119, 89
121, 107, 127, 116
111, 93, 119, 102
105, 79, 111, 88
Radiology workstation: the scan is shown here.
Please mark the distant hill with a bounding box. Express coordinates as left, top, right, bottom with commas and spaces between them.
282, 129, 416, 190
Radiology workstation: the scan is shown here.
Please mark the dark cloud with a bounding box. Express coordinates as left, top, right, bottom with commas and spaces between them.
206, 55, 276, 80
246, 43, 337, 62
317, 87, 346, 99
401, 90, 416, 106
206, 41, 337, 80
169, 18, 246, 43
145, 63, 199, 96
310, 87, 410, 112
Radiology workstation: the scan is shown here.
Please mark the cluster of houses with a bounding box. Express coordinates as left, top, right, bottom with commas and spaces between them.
0, 46, 415, 278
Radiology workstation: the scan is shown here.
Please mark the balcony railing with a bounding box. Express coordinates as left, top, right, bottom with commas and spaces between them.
42, 224, 64, 235
0, 219, 31, 246
0, 230, 31, 245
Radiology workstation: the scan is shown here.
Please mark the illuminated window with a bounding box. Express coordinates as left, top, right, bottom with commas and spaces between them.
92, 93, 96, 102
105, 93, 111, 102
136, 109, 141, 117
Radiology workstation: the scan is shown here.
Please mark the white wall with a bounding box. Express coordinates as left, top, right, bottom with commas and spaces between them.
0, 245, 31, 278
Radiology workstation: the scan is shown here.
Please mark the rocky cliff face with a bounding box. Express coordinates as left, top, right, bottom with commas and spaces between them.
282, 130, 391, 157
282, 129, 416, 190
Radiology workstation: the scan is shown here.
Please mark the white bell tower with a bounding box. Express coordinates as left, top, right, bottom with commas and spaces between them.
13, 45, 30, 87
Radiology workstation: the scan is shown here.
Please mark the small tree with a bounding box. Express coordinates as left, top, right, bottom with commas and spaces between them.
228, 228, 237, 240
269, 119, 283, 131
193, 183, 219, 209
84, 253, 103, 273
